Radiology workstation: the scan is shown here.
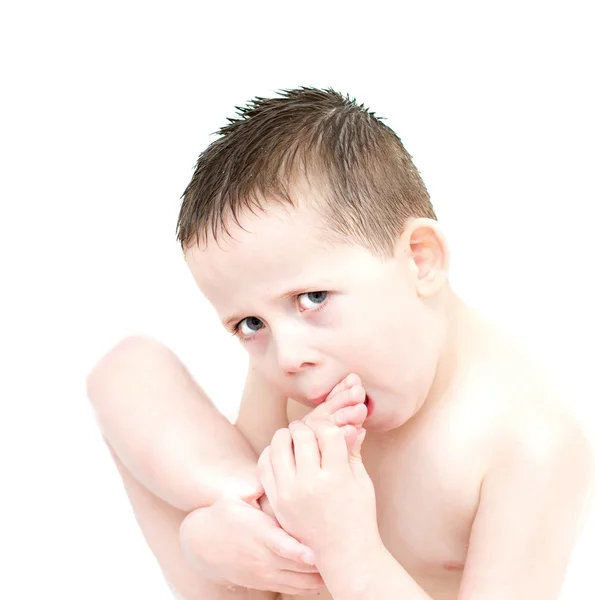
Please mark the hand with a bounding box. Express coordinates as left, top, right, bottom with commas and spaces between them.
303, 373, 368, 451
256, 374, 367, 525
179, 496, 324, 596
258, 419, 381, 561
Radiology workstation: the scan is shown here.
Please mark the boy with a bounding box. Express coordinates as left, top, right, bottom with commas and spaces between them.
87, 87, 593, 600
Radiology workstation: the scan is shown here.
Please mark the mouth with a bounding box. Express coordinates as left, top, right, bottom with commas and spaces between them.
309, 384, 373, 413
364, 394, 373, 417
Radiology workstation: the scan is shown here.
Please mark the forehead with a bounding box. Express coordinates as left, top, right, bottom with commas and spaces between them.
185, 200, 346, 302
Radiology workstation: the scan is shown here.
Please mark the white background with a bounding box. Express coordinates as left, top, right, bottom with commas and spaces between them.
1, 1, 594, 598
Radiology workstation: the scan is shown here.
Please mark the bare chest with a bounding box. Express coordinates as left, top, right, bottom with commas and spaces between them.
362, 425, 483, 580
285, 401, 488, 599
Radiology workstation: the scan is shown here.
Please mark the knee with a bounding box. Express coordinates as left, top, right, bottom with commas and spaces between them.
86, 334, 171, 400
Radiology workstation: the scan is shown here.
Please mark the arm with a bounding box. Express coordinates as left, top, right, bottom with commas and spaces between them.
259, 419, 433, 600
455, 412, 594, 600
322, 418, 594, 600
259, 414, 594, 600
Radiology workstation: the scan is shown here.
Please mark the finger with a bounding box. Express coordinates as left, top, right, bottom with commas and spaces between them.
325, 373, 361, 402
257, 447, 278, 506
306, 383, 365, 423
273, 587, 324, 597
321, 384, 366, 416
269, 428, 296, 488
342, 424, 359, 453
307, 419, 350, 472
351, 428, 366, 458
273, 588, 324, 598
272, 581, 326, 597
258, 492, 277, 520
279, 559, 320, 574
288, 421, 320, 475
332, 402, 368, 427
349, 429, 369, 479
265, 525, 317, 565
277, 570, 325, 590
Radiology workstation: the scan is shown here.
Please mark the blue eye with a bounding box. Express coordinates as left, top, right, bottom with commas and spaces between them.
232, 292, 329, 340
236, 316, 264, 338
297, 291, 328, 310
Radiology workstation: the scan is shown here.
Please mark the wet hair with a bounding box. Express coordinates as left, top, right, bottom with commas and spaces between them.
176, 86, 436, 257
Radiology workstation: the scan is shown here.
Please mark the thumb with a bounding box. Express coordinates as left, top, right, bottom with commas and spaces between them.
351, 428, 365, 458
348, 428, 367, 474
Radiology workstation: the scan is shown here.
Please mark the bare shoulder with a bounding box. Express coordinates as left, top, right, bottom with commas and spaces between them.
473, 325, 594, 477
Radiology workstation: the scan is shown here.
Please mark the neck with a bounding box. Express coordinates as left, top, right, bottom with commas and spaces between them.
420, 289, 482, 415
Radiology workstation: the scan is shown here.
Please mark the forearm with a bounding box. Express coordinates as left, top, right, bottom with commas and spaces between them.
318, 542, 432, 600
87, 335, 262, 511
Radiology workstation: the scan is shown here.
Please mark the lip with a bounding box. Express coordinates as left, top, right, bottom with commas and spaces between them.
364, 394, 374, 418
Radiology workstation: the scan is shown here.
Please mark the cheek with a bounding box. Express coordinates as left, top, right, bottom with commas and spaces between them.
242, 336, 268, 354
240, 336, 272, 373
352, 305, 430, 374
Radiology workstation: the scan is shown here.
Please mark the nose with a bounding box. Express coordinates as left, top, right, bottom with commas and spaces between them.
273, 325, 317, 374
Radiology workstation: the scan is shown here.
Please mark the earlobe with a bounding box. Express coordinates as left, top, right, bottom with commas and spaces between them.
405, 219, 449, 297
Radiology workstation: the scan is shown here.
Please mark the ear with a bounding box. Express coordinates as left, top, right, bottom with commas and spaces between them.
399, 218, 449, 298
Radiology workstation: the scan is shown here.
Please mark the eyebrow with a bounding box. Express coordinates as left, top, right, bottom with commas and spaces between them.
221, 283, 333, 330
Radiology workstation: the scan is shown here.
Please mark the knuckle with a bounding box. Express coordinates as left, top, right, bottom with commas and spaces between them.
326, 425, 343, 440
333, 406, 348, 420
275, 428, 291, 442
271, 428, 285, 443
291, 423, 312, 438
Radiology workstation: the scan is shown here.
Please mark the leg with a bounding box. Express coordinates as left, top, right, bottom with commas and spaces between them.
87, 335, 263, 512
107, 442, 276, 600
87, 335, 274, 599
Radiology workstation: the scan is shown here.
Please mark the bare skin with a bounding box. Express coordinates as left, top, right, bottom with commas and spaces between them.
90, 191, 594, 599
181, 193, 593, 600
278, 320, 594, 600
88, 338, 367, 599
91, 325, 593, 600
91, 329, 585, 600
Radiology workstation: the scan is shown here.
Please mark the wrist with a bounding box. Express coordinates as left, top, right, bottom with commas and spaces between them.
315, 530, 385, 574
317, 536, 388, 596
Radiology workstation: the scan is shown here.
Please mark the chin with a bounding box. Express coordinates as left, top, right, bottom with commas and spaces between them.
364, 393, 419, 432
368, 415, 410, 433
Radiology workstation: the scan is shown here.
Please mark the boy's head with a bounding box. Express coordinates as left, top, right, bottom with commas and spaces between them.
178, 87, 455, 431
